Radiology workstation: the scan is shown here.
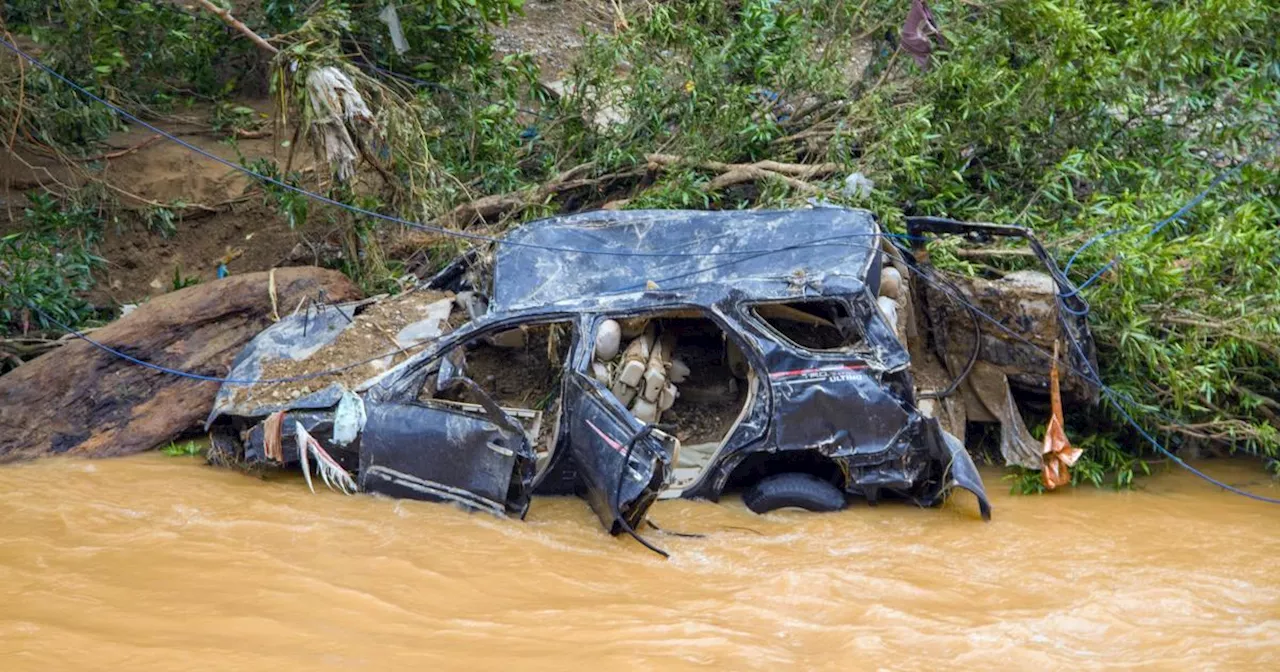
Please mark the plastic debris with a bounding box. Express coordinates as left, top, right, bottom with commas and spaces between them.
305, 66, 375, 182
842, 172, 875, 199
332, 390, 367, 447
1042, 342, 1082, 489
902, 0, 945, 70
377, 4, 409, 55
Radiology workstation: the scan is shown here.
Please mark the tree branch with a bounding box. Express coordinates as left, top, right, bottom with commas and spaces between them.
192, 0, 279, 55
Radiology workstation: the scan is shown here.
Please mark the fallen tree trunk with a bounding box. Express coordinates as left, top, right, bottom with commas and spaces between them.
0, 267, 362, 463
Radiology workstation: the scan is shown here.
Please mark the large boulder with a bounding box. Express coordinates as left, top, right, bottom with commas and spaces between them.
0, 267, 362, 462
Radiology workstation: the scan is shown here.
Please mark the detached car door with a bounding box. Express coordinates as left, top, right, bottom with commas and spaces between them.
563, 370, 676, 535
359, 349, 537, 517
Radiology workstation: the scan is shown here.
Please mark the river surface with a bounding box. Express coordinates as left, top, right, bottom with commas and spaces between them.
0, 455, 1277, 670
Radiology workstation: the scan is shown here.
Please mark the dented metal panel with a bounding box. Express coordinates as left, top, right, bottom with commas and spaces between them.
211, 206, 1014, 540
358, 400, 535, 516
562, 371, 674, 533
491, 208, 880, 311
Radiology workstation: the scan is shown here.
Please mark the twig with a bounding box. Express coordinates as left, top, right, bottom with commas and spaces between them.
3, 26, 24, 151
432, 164, 641, 228
75, 134, 162, 162
193, 0, 280, 55
954, 248, 1037, 259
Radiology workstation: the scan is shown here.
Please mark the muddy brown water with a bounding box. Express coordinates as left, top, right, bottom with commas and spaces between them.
1, 456, 1277, 670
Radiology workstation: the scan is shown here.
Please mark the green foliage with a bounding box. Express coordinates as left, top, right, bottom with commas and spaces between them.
161, 440, 203, 457
170, 265, 200, 291
246, 158, 310, 229
0, 194, 103, 337
839, 0, 1280, 460
2, 0, 260, 147
145, 206, 180, 238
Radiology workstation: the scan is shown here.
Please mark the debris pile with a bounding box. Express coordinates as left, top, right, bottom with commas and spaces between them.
225, 290, 458, 411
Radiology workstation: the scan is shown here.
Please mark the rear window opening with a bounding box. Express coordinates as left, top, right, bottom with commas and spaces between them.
592, 310, 757, 488
751, 299, 864, 351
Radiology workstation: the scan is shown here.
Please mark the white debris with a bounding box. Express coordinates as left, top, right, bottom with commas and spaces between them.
378, 4, 409, 55
332, 390, 367, 447
842, 172, 875, 199
305, 66, 376, 183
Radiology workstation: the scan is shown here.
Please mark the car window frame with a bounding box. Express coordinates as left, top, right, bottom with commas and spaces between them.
742, 296, 872, 358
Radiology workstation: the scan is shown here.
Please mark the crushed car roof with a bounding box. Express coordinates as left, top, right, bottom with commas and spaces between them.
491, 207, 881, 312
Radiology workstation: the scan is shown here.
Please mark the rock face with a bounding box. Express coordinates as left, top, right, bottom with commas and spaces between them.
0, 268, 362, 462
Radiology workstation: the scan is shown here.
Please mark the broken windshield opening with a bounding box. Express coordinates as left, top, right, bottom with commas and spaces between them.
420, 320, 573, 467
750, 299, 866, 352
587, 309, 755, 490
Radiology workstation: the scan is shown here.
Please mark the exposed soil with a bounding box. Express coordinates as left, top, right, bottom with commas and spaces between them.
463, 322, 572, 409
233, 290, 458, 408
2, 100, 335, 308
660, 318, 747, 445
664, 391, 745, 446
491, 0, 617, 78
90, 202, 311, 305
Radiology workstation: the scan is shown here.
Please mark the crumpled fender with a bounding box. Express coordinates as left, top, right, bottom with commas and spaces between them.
936, 422, 993, 521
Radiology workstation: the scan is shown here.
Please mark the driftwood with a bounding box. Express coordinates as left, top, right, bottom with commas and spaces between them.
645, 153, 841, 195
429, 154, 838, 231
433, 162, 644, 228
0, 267, 362, 463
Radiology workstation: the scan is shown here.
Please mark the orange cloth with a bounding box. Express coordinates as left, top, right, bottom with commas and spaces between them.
1042, 343, 1082, 489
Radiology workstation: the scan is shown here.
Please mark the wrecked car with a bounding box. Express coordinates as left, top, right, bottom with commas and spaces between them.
207, 207, 1014, 540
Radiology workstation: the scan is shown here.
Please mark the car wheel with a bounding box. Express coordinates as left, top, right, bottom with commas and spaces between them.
742, 473, 847, 514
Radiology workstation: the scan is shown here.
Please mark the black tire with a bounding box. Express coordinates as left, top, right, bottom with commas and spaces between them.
742, 473, 847, 514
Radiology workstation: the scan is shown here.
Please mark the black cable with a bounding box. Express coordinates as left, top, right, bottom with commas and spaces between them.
611, 423, 669, 558
644, 519, 706, 539
917, 270, 981, 400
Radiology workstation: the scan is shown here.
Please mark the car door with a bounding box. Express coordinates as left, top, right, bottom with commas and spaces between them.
562, 370, 676, 535
358, 348, 537, 517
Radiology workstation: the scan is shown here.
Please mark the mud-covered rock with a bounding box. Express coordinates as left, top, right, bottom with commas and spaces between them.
924, 269, 1097, 404
0, 268, 362, 462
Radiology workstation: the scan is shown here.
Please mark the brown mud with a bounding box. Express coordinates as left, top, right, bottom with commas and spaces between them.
235, 290, 457, 407
0, 455, 1276, 670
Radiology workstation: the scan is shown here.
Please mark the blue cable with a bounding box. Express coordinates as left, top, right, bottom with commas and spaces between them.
1060, 138, 1278, 298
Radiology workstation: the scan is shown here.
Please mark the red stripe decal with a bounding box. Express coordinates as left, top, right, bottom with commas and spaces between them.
769, 364, 867, 380
585, 419, 626, 455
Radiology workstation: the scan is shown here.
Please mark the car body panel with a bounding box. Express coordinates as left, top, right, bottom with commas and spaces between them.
212, 206, 998, 533
358, 398, 533, 516
562, 371, 675, 533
